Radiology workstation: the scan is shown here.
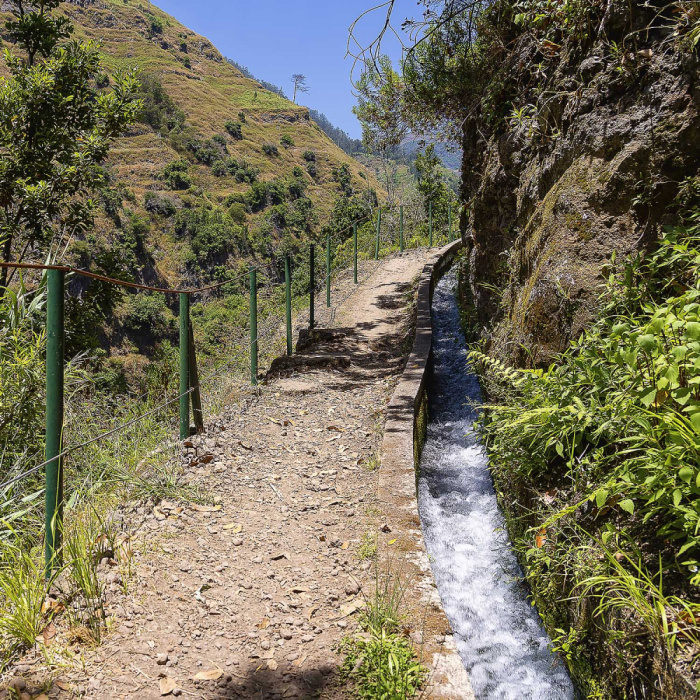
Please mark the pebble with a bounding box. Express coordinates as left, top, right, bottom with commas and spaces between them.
156, 653, 169, 665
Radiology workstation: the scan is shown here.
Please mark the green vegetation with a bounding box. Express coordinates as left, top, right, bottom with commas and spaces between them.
340, 568, 426, 699
224, 120, 243, 139
470, 195, 700, 695
137, 73, 185, 133
162, 158, 192, 190
0, 0, 140, 288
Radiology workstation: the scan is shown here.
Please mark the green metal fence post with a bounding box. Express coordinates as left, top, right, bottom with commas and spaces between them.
374, 208, 381, 260
353, 224, 358, 284
179, 292, 190, 440
326, 237, 331, 308
45, 268, 65, 576
309, 244, 315, 329
399, 205, 404, 253
285, 255, 292, 356
188, 322, 204, 434
429, 201, 433, 248
250, 267, 258, 385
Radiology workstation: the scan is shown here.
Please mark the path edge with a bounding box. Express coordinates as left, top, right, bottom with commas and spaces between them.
378, 241, 474, 699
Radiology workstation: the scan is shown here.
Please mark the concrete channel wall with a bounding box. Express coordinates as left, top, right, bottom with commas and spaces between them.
378, 240, 475, 699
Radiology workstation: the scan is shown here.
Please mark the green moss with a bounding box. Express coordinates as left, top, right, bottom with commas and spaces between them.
565, 211, 595, 241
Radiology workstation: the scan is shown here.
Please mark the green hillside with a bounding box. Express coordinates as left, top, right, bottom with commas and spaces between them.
16, 0, 382, 288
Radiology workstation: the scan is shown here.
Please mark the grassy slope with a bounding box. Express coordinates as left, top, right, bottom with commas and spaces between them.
29, 0, 382, 286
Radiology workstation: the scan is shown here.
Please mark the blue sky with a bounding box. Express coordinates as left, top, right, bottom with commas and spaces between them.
155, 0, 407, 139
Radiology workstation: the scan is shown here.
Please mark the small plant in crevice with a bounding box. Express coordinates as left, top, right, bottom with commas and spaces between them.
357, 532, 378, 561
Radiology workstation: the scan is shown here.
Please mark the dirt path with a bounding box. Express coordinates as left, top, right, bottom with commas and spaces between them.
6, 250, 431, 700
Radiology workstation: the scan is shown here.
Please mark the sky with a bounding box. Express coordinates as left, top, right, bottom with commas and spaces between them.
154, 0, 408, 140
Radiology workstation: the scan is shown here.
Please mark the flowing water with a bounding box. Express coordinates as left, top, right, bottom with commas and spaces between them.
417, 270, 575, 700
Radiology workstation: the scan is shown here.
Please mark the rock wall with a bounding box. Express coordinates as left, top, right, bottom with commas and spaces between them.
463, 1, 700, 366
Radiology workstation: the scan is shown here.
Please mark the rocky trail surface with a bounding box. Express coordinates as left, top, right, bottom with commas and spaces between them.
4, 250, 431, 700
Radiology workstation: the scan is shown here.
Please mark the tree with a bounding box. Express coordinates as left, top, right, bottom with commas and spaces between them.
291, 73, 309, 104
0, 0, 141, 289
352, 55, 407, 204
415, 143, 455, 225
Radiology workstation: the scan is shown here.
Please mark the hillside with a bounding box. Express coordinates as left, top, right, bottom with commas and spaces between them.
8, 0, 382, 291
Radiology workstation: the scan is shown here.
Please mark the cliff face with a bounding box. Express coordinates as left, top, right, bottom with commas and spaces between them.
463, 1, 700, 367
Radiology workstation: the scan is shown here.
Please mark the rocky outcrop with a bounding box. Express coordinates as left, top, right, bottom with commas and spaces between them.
463, 2, 700, 367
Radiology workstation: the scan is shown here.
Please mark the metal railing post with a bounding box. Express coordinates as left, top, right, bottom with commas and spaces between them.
429, 201, 433, 248
179, 292, 190, 440
285, 255, 292, 356
353, 224, 358, 284
45, 268, 65, 576
326, 237, 331, 308
250, 267, 258, 385
399, 205, 404, 253
309, 244, 315, 329
374, 208, 381, 260
188, 322, 204, 434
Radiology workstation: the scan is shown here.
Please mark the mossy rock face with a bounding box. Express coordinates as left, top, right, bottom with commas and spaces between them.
463, 27, 700, 368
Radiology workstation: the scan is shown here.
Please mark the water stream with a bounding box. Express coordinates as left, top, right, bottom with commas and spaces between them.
417, 269, 575, 699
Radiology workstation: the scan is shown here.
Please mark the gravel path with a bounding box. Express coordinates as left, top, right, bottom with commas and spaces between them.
4, 249, 430, 700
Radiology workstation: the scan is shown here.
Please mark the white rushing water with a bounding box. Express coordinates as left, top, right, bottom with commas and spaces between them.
418, 270, 574, 700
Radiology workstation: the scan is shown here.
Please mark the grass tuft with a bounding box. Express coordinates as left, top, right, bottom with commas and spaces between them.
340, 565, 426, 699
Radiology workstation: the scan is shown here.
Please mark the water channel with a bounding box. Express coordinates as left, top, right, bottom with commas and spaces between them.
417, 269, 575, 699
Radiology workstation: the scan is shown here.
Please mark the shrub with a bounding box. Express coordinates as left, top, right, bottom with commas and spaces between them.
148, 15, 165, 37
287, 177, 306, 200
175, 207, 244, 271
233, 159, 258, 183
95, 72, 110, 89
333, 163, 353, 195
144, 192, 177, 216
137, 73, 185, 133
267, 204, 288, 228
224, 121, 243, 140
281, 134, 294, 148
122, 293, 174, 337
162, 159, 191, 190
292, 165, 304, 178
302, 150, 316, 162
238, 111, 246, 123
262, 143, 279, 157
183, 56, 191, 69
179, 40, 187, 52
211, 160, 226, 177
224, 192, 247, 207
227, 202, 247, 224
267, 179, 286, 205
212, 134, 228, 148
186, 137, 224, 165
223, 158, 257, 183
246, 181, 269, 211
306, 162, 317, 178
